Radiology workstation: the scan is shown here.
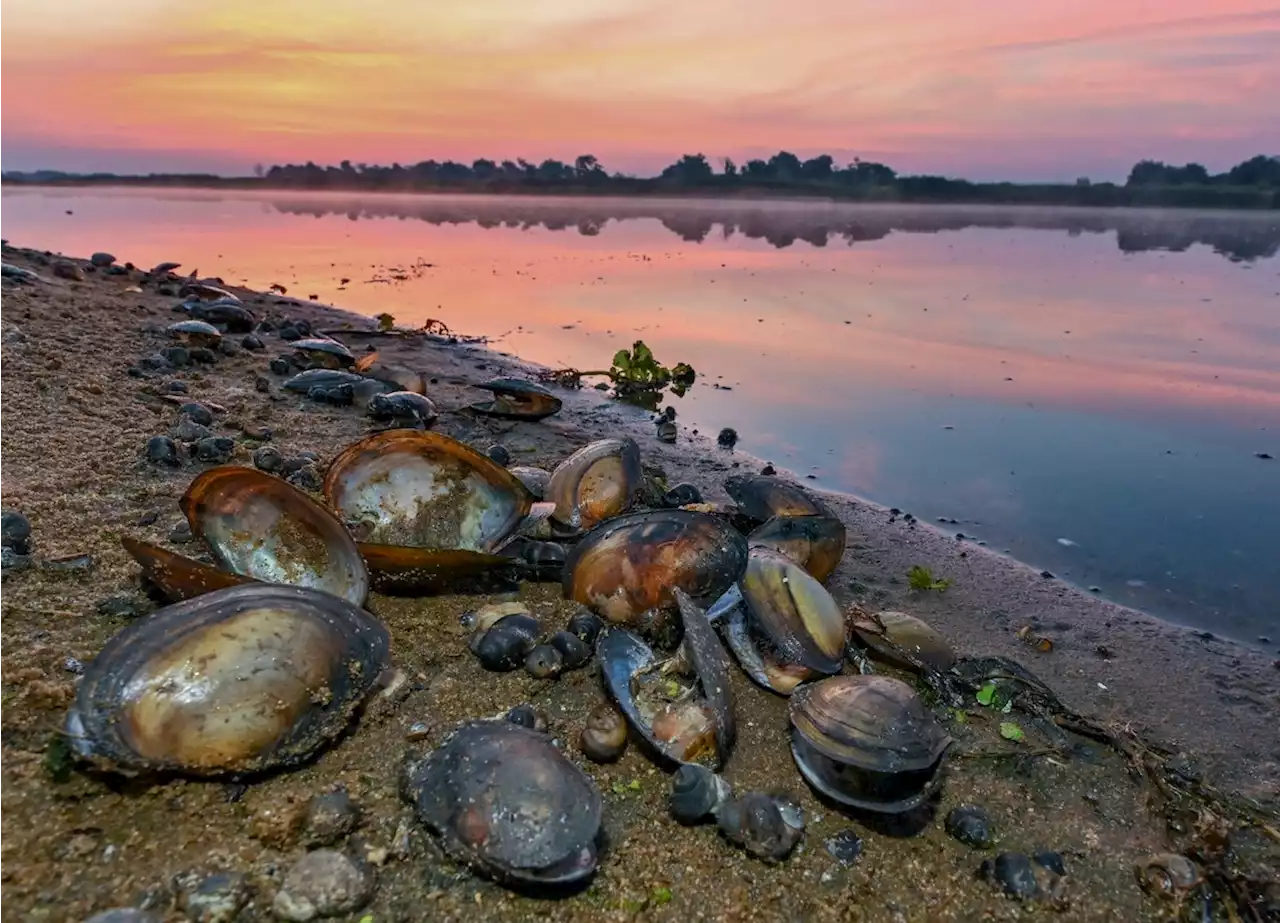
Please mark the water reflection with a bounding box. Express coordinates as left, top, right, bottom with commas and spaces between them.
3, 187, 1278, 642
267, 195, 1280, 262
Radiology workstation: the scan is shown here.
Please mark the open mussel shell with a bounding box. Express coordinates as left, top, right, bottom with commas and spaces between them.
283, 369, 393, 402
789, 675, 951, 814
747, 514, 846, 583
404, 721, 602, 887
352, 352, 427, 394
65, 584, 390, 776
324, 430, 534, 553
597, 590, 735, 769
292, 337, 354, 369
122, 536, 254, 602
181, 466, 370, 605
723, 545, 845, 694
564, 509, 748, 633
546, 437, 642, 532
725, 475, 831, 525
508, 466, 552, 500
468, 378, 563, 421
849, 610, 956, 673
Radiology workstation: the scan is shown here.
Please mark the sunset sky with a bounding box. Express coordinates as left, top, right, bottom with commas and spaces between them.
3, 0, 1277, 181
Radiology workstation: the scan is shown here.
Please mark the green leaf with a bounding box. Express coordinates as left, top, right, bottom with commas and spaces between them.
358, 915, 375, 923
951, 708, 968, 724
651, 887, 673, 906
627, 779, 642, 791
976, 682, 997, 706
612, 349, 631, 370
1000, 721, 1025, 742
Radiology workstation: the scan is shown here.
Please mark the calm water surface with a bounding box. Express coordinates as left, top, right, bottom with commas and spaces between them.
4, 188, 1279, 644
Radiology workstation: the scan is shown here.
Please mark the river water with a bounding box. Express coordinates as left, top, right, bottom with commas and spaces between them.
4, 187, 1278, 645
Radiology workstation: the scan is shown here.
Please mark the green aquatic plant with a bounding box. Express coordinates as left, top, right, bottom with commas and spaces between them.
908, 564, 952, 593
999, 721, 1025, 742
539, 340, 697, 409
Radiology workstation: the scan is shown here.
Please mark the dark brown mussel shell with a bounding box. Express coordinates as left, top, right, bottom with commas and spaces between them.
545, 437, 642, 532
789, 675, 951, 814
282, 369, 393, 402
359, 545, 522, 595
747, 514, 846, 583
597, 588, 736, 769
122, 537, 254, 602
168, 319, 222, 347
292, 337, 355, 369
848, 610, 956, 673
404, 721, 602, 887
65, 583, 390, 776
563, 509, 748, 633
725, 475, 832, 526
352, 352, 427, 394
469, 378, 563, 421
181, 466, 369, 606
189, 300, 255, 332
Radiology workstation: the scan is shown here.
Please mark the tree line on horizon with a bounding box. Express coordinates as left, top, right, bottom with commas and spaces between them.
6, 152, 1278, 209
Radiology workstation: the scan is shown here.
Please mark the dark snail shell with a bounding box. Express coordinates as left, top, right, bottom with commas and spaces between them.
468, 378, 563, 421
404, 721, 602, 886
734, 545, 846, 686
181, 465, 369, 605
724, 475, 831, 524
283, 370, 392, 403
848, 610, 956, 673
122, 537, 254, 602
563, 509, 748, 632
189, 300, 256, 332
597, 588, 736, 769
546, 438, 643, 532
366, 391, 437, 429
716, 792, 805, 862
789, 675, 951, 814
746, 514, 846, 583
669, 763, 732, 824
65, 584, 390, 776
508, 466, 552, 500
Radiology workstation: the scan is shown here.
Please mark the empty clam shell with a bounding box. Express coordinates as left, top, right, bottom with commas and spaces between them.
546, 438, 642, 532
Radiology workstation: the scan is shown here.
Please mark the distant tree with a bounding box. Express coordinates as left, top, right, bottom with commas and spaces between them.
471, 158, 498, 181
742, 159, 770, 179
574, 154, 605, 179
1226, 155, 1280, 187
722, 157, 738, 177
661, 154, 715, 184
253, 163, 265, 178
800, 154, 834, 180
1076, 176, 1091, 186
767, 151, 803, 180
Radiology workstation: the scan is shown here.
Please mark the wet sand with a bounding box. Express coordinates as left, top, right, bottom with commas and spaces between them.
1, 242, 1276, 922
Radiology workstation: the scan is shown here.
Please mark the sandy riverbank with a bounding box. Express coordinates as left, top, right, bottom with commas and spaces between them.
1, 242, 1276, 922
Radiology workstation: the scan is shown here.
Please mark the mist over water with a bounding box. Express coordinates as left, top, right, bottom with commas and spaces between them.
4, 186, 1278, 645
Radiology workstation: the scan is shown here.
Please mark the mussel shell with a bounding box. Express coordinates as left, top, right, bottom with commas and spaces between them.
168, 320, 222, 345
356, 544, 521, 595
740, 545, 845, 675
722, 605, 818, 695
747, 514, 846, 583
66, 584, 390, 775
323, 430, 534, 553
790, 675, 951, 773
405, 721, 602, 886
508, 466, 552, 500
122, 537, 254, 602
673, 588, 736, 765
545, 438, 642, 532
293, 337, 355, 367
849, 610, 956, 673
181, 466, 369, 605
469, 378, 563, 421
283, 369, 392, 402
725, 475, 830, 524
352, 355, 427, 395
190, 301, 255, 332
563, 509, 748, 630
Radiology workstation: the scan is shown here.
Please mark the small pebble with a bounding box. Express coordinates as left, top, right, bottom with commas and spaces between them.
2, 510, 33, 555
52, 259, 85, 281
64, 657, 85, 675
1040, 570, 1055, 579
946, 804, 995, 848
405, 721, 431, 742
195, 436, 235, 464
254, 375, 271, 393
179, 402, 215, 426
278, 324, 302, 342
981, 852, 1039, 900
217, 338, 240, 357
761, 464, 776, 475
486, 444, 511, 466
190, 346, 218, 364
97, 595, 148, 619
169, 521, 194, 543
145, 435, 180, 466
89, 252, 116, 267
272, 849, 373, 922
663, 483, 702, 507
825, 829, 864, 865
269, 357, 292, 374
165, 380, 189, 394
303, 789, 361, 847
253, 445, 284, 473
286, 464, 323, 491
717, 427, 739, 449
173, 419, 213, 443
656, 420, 677, 443
162, 345, 190, 368
242, 333, 265, 350
507, 703, 548, 732
176, 871, 250, 923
